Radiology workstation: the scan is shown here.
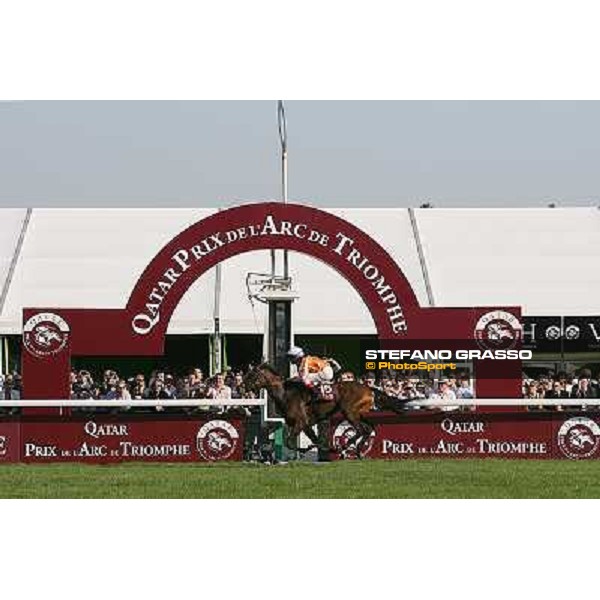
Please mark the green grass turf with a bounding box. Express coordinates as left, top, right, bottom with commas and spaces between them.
0, 459, 599, 498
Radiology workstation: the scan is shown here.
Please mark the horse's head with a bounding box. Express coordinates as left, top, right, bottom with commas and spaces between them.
243, 363, 283, 394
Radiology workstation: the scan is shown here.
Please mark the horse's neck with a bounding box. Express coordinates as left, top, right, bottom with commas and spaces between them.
264, 377, 286, 409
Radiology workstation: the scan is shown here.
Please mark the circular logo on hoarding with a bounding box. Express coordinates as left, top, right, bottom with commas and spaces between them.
564, 325, 580, 340
545, 325, 561, 340
333, 421, 375, 459
475, 310, 522, 350
558, 417, 600, 460
196, 420, 239, 461
23, 312, 70, 357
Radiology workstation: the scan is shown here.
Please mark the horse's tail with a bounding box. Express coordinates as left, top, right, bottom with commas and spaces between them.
369, 386, 411, 414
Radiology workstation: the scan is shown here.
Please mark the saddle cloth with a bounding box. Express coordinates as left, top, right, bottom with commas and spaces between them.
318, 383, 335, 402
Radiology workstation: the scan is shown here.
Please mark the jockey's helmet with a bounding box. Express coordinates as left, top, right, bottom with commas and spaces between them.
286, 346, 305, 360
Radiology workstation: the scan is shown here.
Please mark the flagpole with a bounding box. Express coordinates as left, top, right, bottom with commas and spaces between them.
278, 100, 289, 280
212, 209, 222, 376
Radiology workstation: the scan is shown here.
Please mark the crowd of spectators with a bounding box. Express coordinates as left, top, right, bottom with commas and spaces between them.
3, 365, 600, 412
352, 367, 600, 410
522, 368, 599, 409
352, 370, 475, 410
69, 366, 255, 410
67, 366, 476, 412
3, 366, 474, 412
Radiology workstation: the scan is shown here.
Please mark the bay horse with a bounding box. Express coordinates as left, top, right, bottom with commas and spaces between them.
244, 364, 400, 458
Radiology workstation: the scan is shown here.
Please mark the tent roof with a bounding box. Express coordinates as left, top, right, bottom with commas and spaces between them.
0, 207, 598, 335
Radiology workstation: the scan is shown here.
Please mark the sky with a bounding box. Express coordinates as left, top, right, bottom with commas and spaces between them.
1, 100, 599, 208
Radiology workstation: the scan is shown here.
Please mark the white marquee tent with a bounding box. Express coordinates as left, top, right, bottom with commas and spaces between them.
1, 206, 599, 337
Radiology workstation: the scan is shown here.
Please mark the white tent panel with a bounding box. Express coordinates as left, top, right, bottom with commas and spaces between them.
0, 208, 216, 333
1, 206, 598, 334
187, 249, 377, 335
416, 208, 600, 315
288, 251, 376, 334
166, 270, 216, 334
216, 251, 268, 335
331, 208, 429, 307
0, 209, 28, 303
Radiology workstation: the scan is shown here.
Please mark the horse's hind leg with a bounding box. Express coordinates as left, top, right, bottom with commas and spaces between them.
284, 421, 317, 458
298, 423, 333, 462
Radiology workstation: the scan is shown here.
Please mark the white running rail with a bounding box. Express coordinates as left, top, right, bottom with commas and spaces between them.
0, 399, 266, 408
405, 398, 600, 408
0, 398, 595, 408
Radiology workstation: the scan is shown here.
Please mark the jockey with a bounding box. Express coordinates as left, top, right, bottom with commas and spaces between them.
286, 346, 339, 395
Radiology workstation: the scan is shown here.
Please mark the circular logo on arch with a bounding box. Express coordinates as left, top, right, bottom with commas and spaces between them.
23, 312, 70, 357
196, 420, 239, 461
474, 310, 522, 350
558, 417, 600, 460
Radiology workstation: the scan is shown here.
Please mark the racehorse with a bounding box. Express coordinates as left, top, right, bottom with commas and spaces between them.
244, 364, 404, 458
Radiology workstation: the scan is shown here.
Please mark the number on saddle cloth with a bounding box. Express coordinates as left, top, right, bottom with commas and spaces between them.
319, 384, 335, 402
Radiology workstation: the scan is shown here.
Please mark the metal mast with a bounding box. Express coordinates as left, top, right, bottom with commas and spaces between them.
212, 209, 223, 376
278, 100, 289, 279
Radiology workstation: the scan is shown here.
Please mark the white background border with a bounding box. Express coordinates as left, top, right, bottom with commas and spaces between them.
2, 0, 600, 598
3, 0, 600, 100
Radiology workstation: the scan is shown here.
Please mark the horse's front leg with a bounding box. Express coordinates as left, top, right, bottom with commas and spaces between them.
287, 424, 319, 456
285, 426, 299, 451
299, 420, 336, 462
302, 424, 319, 447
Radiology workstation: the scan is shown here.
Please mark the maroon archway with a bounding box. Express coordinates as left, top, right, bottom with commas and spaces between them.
125, 202, 420, 343
21, 202, 522, 401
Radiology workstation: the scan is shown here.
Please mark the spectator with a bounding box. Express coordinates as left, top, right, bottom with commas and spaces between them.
147, 380, 174, 400
231, 372, 247, 398
181, 370, 206, 399
402, 381, 420, 401
148, 370, 166, 391
130, 374, 148, 399
363, 373, 376, 388
570, 369, 597, 401
100, 369, 119, 397
164, 374, 178, 398
546, 381, 568, 400
116, 379, 131, 401
456, 378, 474, 399
438, 379, 458, 412
207, 373, 232, 402
72, 370, 94, 399
102, 380, 118, 400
